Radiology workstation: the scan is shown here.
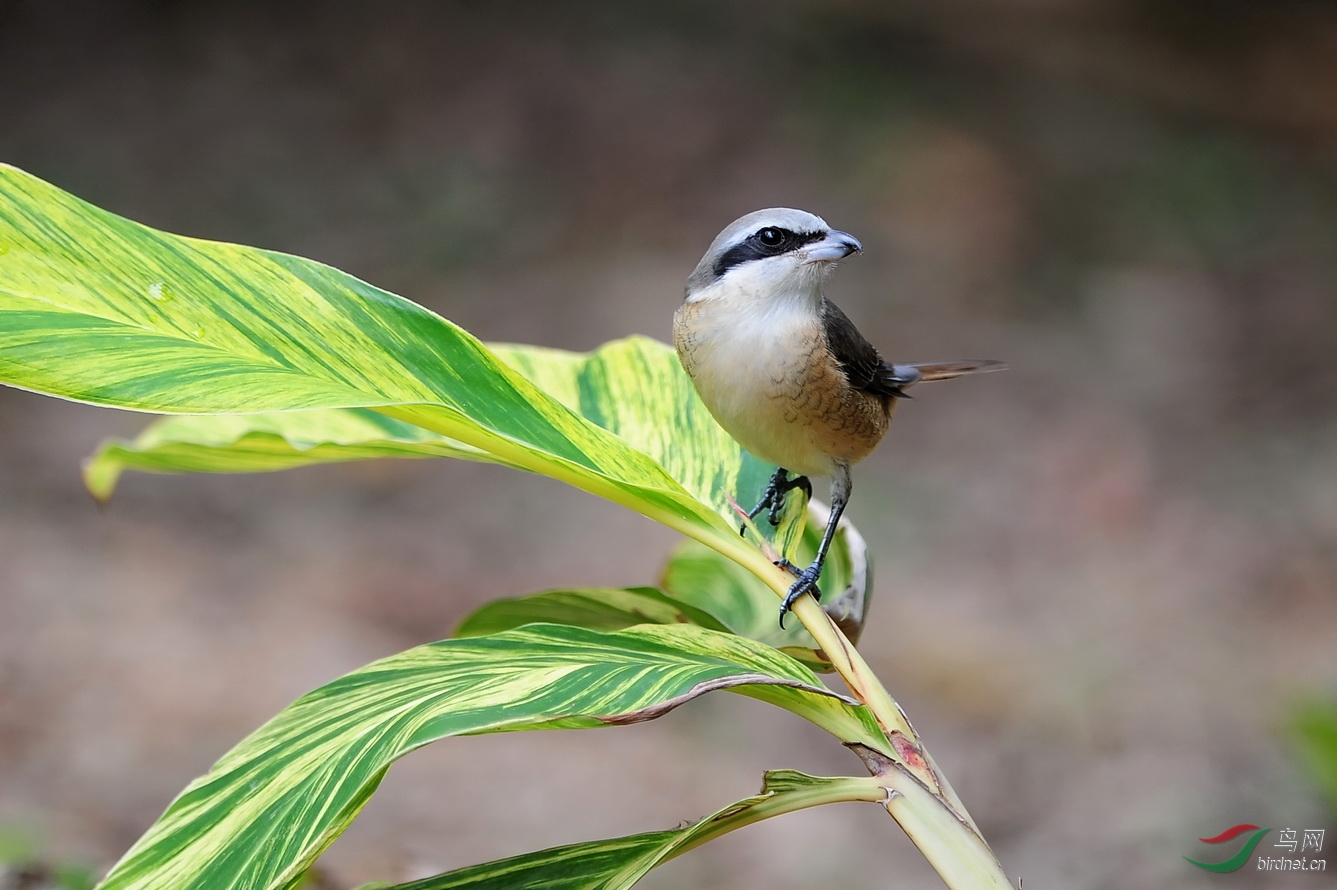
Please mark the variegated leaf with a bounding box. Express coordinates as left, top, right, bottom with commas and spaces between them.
0, 165, 766, 573
379, 770, 885, 890
81, 408, 507, 501
80, 337, 778, 526
453, 586, 731, 638
97, 625, 882, 890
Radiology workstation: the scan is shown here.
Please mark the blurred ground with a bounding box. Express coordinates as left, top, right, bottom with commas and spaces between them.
2, 1, 1336, 887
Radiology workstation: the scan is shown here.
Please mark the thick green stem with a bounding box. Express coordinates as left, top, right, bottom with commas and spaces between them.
742, 550, 1011, 888
854, 746, 1015, 890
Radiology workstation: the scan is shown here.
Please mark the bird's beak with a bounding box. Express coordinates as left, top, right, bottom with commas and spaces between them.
805, 230, 863, 263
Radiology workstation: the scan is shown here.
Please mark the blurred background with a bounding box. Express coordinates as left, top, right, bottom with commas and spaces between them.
2, 1, 1336, 887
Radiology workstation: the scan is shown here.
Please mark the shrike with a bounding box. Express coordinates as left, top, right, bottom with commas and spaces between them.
674, 208, 1003, 625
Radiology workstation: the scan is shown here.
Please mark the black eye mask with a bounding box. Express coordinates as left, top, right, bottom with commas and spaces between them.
710, 227, 827, 280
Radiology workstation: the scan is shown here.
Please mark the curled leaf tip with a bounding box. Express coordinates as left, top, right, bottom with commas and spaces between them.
80, 454, 120, 505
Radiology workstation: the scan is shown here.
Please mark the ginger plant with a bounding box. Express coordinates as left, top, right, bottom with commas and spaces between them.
0, 165, 1012, 889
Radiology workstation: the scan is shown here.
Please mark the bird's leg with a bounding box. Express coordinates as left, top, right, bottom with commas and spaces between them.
741, 467, 811, 535
779, 462, 851, 628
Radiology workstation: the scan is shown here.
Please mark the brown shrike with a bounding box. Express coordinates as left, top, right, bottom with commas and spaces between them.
674, 208, 1003, 625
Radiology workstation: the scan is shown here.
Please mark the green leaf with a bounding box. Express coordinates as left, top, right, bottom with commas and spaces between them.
395, 835, 670, 890
1290, 697, 1337, 813
82, 408, 508, 501
383, 770, 885, 890
453, 586, 731, 638
80, 337, 778, 524
0, 165, 769, 576
487, 340, 776, 521
97, 624, 882, 890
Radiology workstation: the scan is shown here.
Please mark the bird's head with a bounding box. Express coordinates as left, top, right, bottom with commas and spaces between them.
684, 208, 862, 306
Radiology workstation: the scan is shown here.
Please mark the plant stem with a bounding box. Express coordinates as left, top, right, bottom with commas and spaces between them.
739, 549, 1013, 889
666, 774, 887, 862
874, 758, 1016, 890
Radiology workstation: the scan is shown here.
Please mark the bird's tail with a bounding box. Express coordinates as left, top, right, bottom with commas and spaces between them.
895, 359, 1007, 383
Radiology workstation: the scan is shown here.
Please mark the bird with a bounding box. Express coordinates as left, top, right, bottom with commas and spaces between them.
673, 208, 1004, 626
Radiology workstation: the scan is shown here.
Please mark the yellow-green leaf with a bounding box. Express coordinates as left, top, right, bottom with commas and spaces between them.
80, 337, 779, 525
0, 165, 760, 572
81, 408, 506, 501
383, 770, 885, 890
453, 586, 731, 638
97, 624, 882, 890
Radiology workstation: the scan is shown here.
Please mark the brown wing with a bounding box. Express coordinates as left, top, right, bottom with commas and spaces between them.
821, 298, 919, 398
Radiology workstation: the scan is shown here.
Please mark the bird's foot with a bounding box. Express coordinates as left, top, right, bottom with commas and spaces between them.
778, 564, 823, 628
741, 469, 812, 535
766, 475, 812, 526
773, 558, 801, 577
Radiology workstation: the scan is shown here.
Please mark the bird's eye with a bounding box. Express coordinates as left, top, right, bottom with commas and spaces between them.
757, 227, 786, 247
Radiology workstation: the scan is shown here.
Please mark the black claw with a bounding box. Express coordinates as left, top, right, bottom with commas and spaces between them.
766, 475, 810, 526
741, 468, 812, 535
777, 564, 823, 629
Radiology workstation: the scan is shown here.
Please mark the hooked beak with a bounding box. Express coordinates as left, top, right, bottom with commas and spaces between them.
805, 229, 863, 263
